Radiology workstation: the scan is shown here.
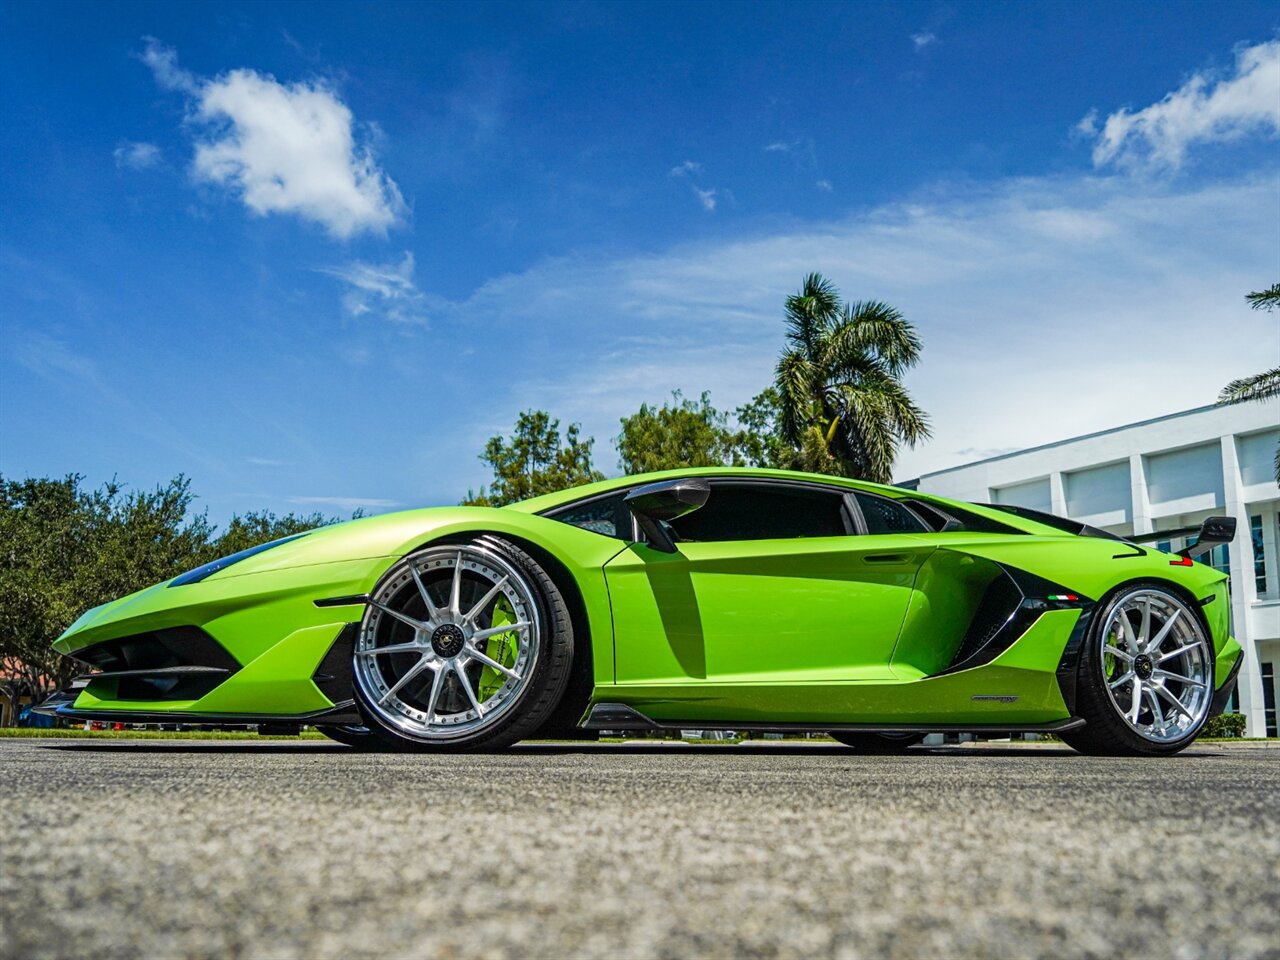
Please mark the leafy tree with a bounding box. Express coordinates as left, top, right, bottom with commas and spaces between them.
464, 410, 604, 506
617, 391, 738, 474
728, 387, 801, 469
1218, 282, 1280, 482
211, 510, 332, 557
774, 272, 930, 483
0, 474, 337, 721
0, 475, 213, 712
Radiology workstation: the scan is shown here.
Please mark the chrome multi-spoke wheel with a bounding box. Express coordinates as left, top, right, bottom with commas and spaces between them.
354, 543, 544, 744
1063, 582, 1215, 756
1099, 588, 1211, 743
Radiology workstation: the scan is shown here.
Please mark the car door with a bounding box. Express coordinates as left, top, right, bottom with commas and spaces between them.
603, 480, 934, 690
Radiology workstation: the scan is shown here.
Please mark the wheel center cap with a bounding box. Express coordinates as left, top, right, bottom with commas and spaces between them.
1134, 654, 1154, 680
430, 624, 466, 658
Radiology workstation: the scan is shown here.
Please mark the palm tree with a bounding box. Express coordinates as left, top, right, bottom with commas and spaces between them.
774, 273, 930, 484
1219, 282, 1280, 482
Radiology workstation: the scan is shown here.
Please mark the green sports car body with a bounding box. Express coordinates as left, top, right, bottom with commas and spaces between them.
41, 468, 1243, 755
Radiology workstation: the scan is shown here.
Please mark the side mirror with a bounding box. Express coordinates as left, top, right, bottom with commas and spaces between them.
1180, 516, 1236, 560
624, 478, 710, 553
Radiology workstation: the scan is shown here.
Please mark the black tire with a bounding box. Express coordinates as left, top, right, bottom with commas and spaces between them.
354, 537, 574, 752
1061, 580, 1214, 757
315, 724, 375, 748
830, 732, 925, 753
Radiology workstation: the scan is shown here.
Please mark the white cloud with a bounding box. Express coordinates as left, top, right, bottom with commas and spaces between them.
141, 39, 404, 238
816, 179, 833, 192
114, 141, 161, 170
764, 141, 794, 153
1084, 39, 1280, 169
911, 32, 937, 51
320, 251, 429, 325
139, 37, 199, 94
428, 173, 1277, 480
246, 457, 283, 467
668, 160, 719, 211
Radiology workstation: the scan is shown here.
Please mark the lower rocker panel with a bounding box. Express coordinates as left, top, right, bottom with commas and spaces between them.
579, 701, 1085, 735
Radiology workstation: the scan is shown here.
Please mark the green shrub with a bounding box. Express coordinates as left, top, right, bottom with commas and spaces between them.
1200, 713, 1248, 739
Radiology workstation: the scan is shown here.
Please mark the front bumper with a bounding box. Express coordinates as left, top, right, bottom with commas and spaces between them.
51, 558, 389, 720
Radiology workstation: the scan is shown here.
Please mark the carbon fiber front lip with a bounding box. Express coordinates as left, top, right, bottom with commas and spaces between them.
35, 698, 364, 726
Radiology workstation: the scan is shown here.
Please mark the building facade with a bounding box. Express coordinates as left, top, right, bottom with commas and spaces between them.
914, 401, 1280, 737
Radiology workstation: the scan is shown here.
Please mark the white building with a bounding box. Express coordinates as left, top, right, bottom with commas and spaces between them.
914, 401, 1280, 738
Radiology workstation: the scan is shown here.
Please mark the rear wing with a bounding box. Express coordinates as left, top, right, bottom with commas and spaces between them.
985, 504, 1236, 561
1128, 516, 1237, 560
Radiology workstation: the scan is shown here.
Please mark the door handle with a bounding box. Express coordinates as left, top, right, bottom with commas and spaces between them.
863, 553, 912, 564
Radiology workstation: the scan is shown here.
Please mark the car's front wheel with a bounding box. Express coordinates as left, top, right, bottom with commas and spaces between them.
353, 538, 573, 752
1062, 582, 1214, 757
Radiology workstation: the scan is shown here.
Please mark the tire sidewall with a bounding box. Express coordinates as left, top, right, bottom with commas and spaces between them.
1073, 580, 1215, 756
353, 539, 569, 752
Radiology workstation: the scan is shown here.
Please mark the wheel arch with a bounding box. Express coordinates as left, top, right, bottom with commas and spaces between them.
402, 528, 599, 737
1056, 573, 1217, 721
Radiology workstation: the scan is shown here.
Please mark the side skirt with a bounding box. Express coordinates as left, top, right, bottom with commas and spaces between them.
579, 702, 1085, 736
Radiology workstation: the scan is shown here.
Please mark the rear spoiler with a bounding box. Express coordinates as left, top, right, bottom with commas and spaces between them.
1127, 516, 1237, 560
986, 504, 1236, 561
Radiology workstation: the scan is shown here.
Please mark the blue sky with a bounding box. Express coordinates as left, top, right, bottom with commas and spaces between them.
2, 1, 1278, 522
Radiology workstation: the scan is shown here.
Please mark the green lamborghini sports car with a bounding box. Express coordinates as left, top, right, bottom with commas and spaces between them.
40, 468, 1242, 756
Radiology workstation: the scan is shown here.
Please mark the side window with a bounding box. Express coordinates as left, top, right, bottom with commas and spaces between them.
666, 483, 850, 542
545, 493, 631, 539
854, 492, 927, 535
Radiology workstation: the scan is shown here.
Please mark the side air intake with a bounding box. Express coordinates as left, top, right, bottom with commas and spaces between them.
934, 566, 1087, 677
70, 626, 240, 701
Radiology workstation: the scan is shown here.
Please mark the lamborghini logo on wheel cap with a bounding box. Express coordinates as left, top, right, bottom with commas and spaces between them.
430, 624, 466, 658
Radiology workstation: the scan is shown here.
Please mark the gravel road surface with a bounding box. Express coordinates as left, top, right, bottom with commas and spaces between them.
2, 738, 1277, 959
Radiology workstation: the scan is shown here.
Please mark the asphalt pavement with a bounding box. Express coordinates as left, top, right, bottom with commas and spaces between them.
2, 738, 1277, 959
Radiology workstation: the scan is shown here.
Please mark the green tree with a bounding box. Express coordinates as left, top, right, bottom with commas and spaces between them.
617, 391, 738, 474
728, 387, 800, 469
1218, 282, 1280, 482
211, 509, 333, 557
0, 474, 339, 721
774, 273, 930, 483
0, 475, 214, 712
464, 410, 604, 506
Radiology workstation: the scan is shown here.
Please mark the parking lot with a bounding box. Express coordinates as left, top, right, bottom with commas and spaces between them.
2, 738, 1277, 959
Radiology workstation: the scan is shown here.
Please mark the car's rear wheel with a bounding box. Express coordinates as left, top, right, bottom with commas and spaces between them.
1062, 582, 1214, 757
353, 539, 573, 752
830, 732, 925, 753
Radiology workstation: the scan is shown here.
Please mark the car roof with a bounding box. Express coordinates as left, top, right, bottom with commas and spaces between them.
504, 466, 1067, 537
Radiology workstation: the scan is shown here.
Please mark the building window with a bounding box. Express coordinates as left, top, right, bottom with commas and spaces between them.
1263, 662, 1277, 739
1251, 514, 1266, 594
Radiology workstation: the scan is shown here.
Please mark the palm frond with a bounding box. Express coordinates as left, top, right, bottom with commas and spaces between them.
784, 273, 840, 353
1218, 367, 1280, 405
841, 301, 923, 376
819, 322, 890, 386
775, 350, 817, 446
1246, 283, 1280, 312
860, 371, 932, 444
834, 390, 897, 484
